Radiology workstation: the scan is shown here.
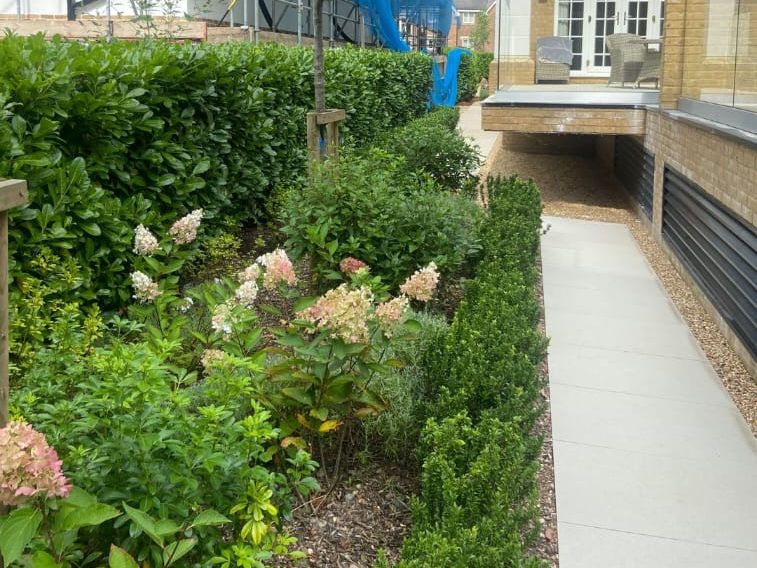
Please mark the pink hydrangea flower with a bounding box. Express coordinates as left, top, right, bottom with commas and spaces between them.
375, 295, 409, 338
300, 284, 374, 344
400, 262, 439, 302
169, 209, 204, 245
235, 280, 259, 308
0, 421, 71, 507
339, 257, 368, 275
200, 349, 226, 371
256, 249, 297, 289
133, 224, 159, 256
237, 263, 261, 283
131, 271, 160, 303
211, 301, 237, 337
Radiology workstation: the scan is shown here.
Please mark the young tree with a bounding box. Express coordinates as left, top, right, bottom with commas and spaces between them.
314, 0, 326, 112
471, 11, 489, 52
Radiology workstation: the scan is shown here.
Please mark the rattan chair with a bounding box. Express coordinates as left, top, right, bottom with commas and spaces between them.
607, 33, 645, 86
535, 37, 572, 83
636, 48, 661, 87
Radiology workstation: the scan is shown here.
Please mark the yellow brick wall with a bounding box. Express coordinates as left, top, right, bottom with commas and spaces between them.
531, 0, 555, 60
482, 106, 647, 134
488, 58, 536, 88
644, 109, 757, 230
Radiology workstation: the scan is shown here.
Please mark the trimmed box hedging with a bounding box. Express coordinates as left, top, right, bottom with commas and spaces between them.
391, 175, 548, 567
0, 35, 431, 307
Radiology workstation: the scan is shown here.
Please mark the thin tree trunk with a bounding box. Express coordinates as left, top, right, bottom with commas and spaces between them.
313, 0, 326, 113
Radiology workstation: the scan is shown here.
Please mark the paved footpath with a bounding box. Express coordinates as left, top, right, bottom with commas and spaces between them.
541, 215, 757, 567
457, 102, 499, 168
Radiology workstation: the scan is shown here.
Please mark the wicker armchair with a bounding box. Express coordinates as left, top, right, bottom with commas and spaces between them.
636, 47, 661, 87
607, 33, 645, 86
535, 37, 572, 83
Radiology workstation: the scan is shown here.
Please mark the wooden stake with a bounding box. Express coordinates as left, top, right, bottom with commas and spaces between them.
306, 109, 345, 167
0, 179, 28, 428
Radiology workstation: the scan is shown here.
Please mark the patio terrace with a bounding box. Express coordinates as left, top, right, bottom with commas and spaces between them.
482, 84, 659, 135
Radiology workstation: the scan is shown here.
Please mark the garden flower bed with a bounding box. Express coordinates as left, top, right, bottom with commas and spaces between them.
1, 36, 546, 567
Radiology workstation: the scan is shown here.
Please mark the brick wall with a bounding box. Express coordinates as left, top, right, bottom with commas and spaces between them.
531, 0, 554, 59
644, 108, 756, 372
482, 106, 647, 134
644, 109, 756, 231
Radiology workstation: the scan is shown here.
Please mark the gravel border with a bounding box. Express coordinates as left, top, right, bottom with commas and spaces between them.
486, 141, 757, 436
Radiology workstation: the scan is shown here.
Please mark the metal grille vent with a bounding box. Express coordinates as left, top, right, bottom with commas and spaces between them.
662, 167, 757, 359
614, 136, 654, 219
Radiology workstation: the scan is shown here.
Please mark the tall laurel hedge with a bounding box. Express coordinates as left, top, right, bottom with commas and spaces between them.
0, 35, 431, 305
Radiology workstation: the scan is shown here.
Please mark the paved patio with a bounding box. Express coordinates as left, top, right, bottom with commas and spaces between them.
542, 216, 757, 567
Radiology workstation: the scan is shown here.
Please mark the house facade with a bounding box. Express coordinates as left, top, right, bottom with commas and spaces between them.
447, 0, 496, 50
484, 0, 756, 373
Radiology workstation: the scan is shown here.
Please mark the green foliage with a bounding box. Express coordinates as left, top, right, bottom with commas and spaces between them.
393, 175, 548, 567
471, 12, 490, 52
0, 34, 432, 356
281, 151, 483, 290
362, 312, 450, 463
375, 121, 481, 191
456, 51, 494, 101
410, 107, 460, 132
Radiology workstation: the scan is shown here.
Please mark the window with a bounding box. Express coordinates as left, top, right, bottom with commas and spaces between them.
462, 12, 476, 24
461, 36, 473, 48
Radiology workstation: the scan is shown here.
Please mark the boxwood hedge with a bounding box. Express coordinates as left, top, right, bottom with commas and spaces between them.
392, 175, 548, 567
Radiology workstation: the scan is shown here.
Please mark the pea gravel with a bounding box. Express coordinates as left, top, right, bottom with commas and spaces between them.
486, 140, 757, 437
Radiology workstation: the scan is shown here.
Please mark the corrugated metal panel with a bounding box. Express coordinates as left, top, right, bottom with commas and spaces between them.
614, 136, 654, 219
662, 167, 757, 359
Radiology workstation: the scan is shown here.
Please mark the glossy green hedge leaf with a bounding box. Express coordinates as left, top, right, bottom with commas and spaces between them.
29, 550, 63, 568
163, 538, 197, 566
189, 509, 231, 528
57, 502, 121, 531
108, 545, 139, 568
122, 503, 163, 547
0, 507, 42, 565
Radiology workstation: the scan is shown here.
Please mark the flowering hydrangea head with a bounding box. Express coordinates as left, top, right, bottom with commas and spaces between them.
178, 297, 194, 314
133, 224, 159, 256
256, 249, 297, 289
399, 262, 439, 302
235, 280, 259, 308
211, 301, 237, 337
375, 295, 409, 338
237, 263, 262, 283
169, 209, 204, 245
339, 257, 368, 275
300, 284, 374, 344
0, 421, 71, 507
131, 271, 160, 303
200, 348, 226, 372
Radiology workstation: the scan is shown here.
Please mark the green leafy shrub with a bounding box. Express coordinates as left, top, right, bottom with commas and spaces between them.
0, 34, 431, 366
410, 107, 460, 132
455, 51, 494, 102
362, 311, 449, 462
375, 121, 481, 191
280, 151, 483, 290
393, 175, 547, 567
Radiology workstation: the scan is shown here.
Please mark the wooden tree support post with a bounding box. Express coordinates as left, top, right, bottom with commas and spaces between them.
307, 109, 346, 168
0, 179, 28, 429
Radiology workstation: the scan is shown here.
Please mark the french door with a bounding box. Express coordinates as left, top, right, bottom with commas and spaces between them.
556, 0, 665, 74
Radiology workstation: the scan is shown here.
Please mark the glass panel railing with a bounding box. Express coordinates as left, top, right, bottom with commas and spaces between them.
734, 0, 756, 112
681, 0, 755, 114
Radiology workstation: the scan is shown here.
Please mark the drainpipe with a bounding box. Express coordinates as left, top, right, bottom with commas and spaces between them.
16, 0, 21, 21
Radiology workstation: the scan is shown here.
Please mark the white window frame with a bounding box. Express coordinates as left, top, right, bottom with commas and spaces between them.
461, 36, 473, 48
462, 11, 477, 25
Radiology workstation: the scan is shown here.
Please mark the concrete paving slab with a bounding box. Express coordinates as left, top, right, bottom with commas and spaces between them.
546, 344, 734, 405
553, 441, 757, 551
557, 522, 757, 568
457, 103, 499, 165
546, 310, 706, 361
542, 217, 757, 565
550, 383, 757, 463
541, 263, 664, 298
544, 281, 681, 323
541, 241, 654, 277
